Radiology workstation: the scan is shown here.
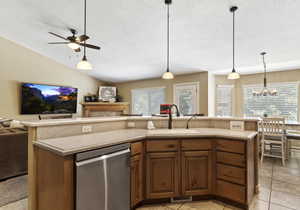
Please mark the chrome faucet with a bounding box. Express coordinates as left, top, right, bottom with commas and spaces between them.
168, 104, 180, 129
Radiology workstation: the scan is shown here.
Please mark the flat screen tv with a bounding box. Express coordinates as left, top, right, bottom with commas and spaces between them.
21, 83, 78, 114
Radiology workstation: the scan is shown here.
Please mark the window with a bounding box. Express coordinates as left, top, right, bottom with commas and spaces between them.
244, 82, 299, 121
132, 87, 165, 116
174, 82, 199, 115
216, 85, 233, 116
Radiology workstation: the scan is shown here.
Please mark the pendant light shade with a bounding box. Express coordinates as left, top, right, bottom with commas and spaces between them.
77, 55, 92, 70
252, 52, 277, 96
227, 69, 240, 80
227, 6, 240, 80
162, 70, 174, 79
162, 0, 174, 80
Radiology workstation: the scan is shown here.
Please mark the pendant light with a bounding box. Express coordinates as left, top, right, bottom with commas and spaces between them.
227, 6, 240, 80
162, 0, 174, 80
253, 52, 277, 96
77, 0, 92, 70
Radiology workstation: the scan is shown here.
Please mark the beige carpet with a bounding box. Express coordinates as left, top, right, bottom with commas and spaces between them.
0, 176, 27, 207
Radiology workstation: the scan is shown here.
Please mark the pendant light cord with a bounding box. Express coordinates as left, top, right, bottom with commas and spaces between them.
262, 52, 267, 87
167, 3, 170, 72
232, 9, 235, 71
83, 0, 87, 57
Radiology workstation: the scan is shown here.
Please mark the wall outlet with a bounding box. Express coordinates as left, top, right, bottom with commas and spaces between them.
127, 122, 136, 128
82, 125, 93, 133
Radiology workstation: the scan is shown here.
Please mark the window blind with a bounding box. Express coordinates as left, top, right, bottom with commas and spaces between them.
243, 82, 299, 121
216, 85, 233, 116
131, 87, 166, 116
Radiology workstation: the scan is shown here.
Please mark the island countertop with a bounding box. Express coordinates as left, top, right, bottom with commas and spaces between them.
34, 128, 258, 156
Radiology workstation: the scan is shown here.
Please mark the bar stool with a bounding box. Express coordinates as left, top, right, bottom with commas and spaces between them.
260, 117, 287, 166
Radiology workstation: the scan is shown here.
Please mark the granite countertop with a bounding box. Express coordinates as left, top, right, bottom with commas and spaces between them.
34, 128, 258, 156
22, 116, 260, 127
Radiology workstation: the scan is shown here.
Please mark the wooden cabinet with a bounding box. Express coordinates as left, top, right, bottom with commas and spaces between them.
130, 142, 144, 207
181, 151, 212, 196
146, 152, 179, 199
131, 154, 143, 207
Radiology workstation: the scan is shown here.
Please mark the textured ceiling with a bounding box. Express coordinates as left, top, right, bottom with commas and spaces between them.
1, 0, 300, 82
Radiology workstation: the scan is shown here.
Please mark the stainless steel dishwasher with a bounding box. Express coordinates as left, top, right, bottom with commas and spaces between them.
76, 143, 130, 210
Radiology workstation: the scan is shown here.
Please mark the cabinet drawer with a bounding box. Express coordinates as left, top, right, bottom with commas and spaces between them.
181, 139, 211, 151
217, 164, 246, 185
131, 142, 143, 156
216, 140, 245, 154
217, 180, 246, 204
217, 152, 246, 167
146, 140, 179, 152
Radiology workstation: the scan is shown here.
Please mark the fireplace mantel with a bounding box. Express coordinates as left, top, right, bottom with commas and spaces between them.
81, 102, 129, 117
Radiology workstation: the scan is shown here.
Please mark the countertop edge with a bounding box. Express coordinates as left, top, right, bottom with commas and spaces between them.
33, 129, 258, 156
22, 116, 260, 127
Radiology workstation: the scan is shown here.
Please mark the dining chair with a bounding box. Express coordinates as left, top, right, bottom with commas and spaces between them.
260, 117, 287, 166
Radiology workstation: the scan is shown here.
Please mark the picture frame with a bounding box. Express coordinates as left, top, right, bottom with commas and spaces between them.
99, 86, 117, 102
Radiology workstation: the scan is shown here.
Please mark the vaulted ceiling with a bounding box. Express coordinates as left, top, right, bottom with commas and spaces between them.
1, 0, 300, 82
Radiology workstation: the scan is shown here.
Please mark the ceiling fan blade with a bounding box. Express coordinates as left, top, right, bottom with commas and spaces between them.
79, 43, 101, 50
77, 34, 90, 42
48, 42, 70, 44
48, 32, 68, 41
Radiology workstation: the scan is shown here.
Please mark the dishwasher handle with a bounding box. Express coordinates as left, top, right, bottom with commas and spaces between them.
76, 148, 130, 167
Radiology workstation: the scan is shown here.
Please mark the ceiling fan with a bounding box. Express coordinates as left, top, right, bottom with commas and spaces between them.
48, 28, 100, 52
48, 1, 101, 52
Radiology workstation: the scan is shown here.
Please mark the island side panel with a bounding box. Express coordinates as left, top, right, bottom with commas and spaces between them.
28, 127, 37, 210
36, 148, 74, 210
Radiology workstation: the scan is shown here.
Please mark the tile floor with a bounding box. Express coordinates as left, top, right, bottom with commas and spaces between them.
1, 155, 300, 210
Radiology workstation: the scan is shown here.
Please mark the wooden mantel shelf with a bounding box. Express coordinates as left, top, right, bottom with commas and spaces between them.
81, 102, 129, 117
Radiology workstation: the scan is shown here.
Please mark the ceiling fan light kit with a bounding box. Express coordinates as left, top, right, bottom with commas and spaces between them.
252, 52, 277, 96
227, 6, 240, 80
68, 42, 80, 50
162, 0, 174, 80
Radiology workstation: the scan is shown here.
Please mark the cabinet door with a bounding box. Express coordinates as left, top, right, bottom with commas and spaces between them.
146, 152, 179, 199
181, 151, 212, 196
130, 154, 143, 207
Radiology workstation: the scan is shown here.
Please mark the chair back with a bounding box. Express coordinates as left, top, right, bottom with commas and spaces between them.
260, 117, 285, 137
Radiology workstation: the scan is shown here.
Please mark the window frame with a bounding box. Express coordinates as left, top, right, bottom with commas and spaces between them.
242, 82, 300, 121
215, 84, 234, 117
131, 86, 166, 116
173, 82, 200, 115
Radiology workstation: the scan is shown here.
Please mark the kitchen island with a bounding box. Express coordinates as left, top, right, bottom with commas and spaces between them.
22, 117, 259, 210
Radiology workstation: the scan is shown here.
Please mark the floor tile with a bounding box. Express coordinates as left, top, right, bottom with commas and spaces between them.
274, 158, 300, 169
260, 157, 274, 170
260, 176, 272, 189
273, 165, 300, 176
272, 180, 300, 196
163, 203, 183, 209
249, 200, 269, 210
137, 204, 170, 210
272, 169, 300, 186
269, 203, 295, 210
259, 167, 273, 178
0, 199, 27, 210
180, 200, 224, 210
270, 190, 300, 210
256, 187, 271, 202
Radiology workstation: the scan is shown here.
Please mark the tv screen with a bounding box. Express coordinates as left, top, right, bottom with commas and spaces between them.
21, 83, 78, 114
